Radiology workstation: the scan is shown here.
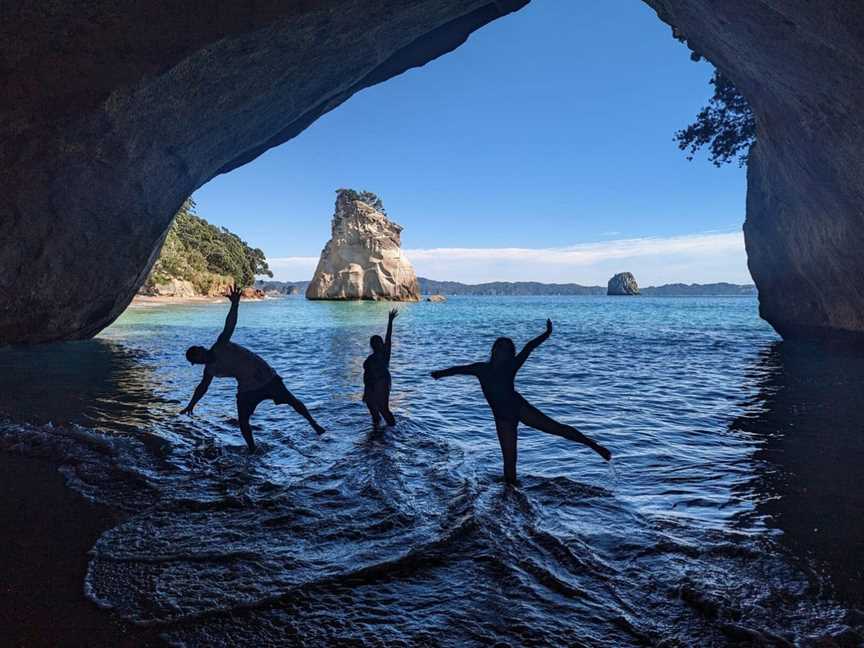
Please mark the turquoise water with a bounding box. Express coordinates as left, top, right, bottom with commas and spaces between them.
1, 296, 862, 646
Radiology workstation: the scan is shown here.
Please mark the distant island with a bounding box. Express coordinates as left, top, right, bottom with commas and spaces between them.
256, 280, 309, 296
607, 272, 640, 296
257, 277, 755, 297
418, 277, 755, 296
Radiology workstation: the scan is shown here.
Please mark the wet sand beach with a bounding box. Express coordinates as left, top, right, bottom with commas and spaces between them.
0, 452, 162, 647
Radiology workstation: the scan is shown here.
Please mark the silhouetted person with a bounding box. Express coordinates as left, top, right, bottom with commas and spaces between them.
181, 286, 325, 450
363, 308, 398, 428
431, 319, 611, 484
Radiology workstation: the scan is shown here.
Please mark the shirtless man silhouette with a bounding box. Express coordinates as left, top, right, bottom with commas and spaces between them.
181, 286, 325, 450
431, 319, 611, 483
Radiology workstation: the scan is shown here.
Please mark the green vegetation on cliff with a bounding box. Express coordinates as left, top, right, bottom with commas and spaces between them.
336, 188, 386, 213
144, 199, 271, 294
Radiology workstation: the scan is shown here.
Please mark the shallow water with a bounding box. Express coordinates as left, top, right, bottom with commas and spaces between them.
1, 296, 862, 646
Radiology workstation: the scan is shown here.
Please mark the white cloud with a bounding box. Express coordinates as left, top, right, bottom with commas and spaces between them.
267, 231, 751, 286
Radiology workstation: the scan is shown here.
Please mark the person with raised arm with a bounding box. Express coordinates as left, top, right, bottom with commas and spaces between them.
181, 285, 325, 450
363, 308, 399, 429
431, 319, 611, 483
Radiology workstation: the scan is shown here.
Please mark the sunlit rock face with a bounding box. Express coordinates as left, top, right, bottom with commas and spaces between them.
306, 193, 420, 302
646, 1, 864, 341
0, 0, 526, 343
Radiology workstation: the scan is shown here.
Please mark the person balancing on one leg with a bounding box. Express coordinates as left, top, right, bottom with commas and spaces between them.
363, 308, 398, 429
180, 285, 325, 450
431, 318, 611, 484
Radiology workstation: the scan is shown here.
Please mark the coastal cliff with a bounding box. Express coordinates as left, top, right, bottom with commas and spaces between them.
306, 191, 420, 302
2, 2, 864, 341
645, 1, 864, 340
140, 199, 270, 299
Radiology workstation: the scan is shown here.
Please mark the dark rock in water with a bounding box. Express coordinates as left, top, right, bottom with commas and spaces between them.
4, 2, 864, 341
607, 272, 640, 296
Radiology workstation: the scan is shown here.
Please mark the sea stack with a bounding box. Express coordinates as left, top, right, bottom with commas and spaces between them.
306, 190, 420, 301
607, 272, 640, 296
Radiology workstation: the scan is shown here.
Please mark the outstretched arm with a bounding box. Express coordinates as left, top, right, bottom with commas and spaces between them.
385, 308, 398, 364
431, 363, 483, 380
180, 372, 213, 416
216, 285, 242, 345
515, 319, 552, 371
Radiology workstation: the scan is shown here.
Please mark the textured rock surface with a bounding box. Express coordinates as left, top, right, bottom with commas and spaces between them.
306, 193, 420, 302
140, 279, 198, 299
645, 1, 864, 340
607, 273, 640, 296
0, 0, 526, 343
4, 1, 864, 341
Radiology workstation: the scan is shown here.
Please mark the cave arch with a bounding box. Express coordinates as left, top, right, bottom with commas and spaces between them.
2, 1, 863, 342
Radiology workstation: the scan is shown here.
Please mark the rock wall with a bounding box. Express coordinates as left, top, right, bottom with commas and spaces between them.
0, 0, 526, 343
645, 1, 864, 340
306, 193, 420, 302
3, 1, 864, 341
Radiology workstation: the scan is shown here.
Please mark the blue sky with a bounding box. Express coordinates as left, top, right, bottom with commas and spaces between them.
193, 0, 749, 285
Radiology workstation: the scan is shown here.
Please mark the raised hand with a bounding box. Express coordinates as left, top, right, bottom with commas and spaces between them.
595, 443, 612, 462
227, 285, 242, 304
180, 404, 195, 417
546, 318, 553, 335
389, 308, 399, 321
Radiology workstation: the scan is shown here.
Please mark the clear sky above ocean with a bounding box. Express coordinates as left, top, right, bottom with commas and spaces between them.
193, 0, 749, 285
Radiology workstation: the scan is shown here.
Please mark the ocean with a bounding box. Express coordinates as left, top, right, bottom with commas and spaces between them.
1, 295, 861, 646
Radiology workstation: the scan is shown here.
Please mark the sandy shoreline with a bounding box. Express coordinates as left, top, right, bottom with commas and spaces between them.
0, 451, 163, 647
129, 294, 276, 308
129, 295, 225, 307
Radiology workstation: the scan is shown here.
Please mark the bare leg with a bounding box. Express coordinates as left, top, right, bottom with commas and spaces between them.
236, 400, 257, 452
366, 401, 382, 429
274, 384, 325, 435
518, 398, 611, 461
375, 381, 396, 427
494, 417, 518, 484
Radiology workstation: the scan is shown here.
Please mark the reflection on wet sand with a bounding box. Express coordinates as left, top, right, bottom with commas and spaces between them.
0, 339, 167, 433
732, 342, 864, 603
